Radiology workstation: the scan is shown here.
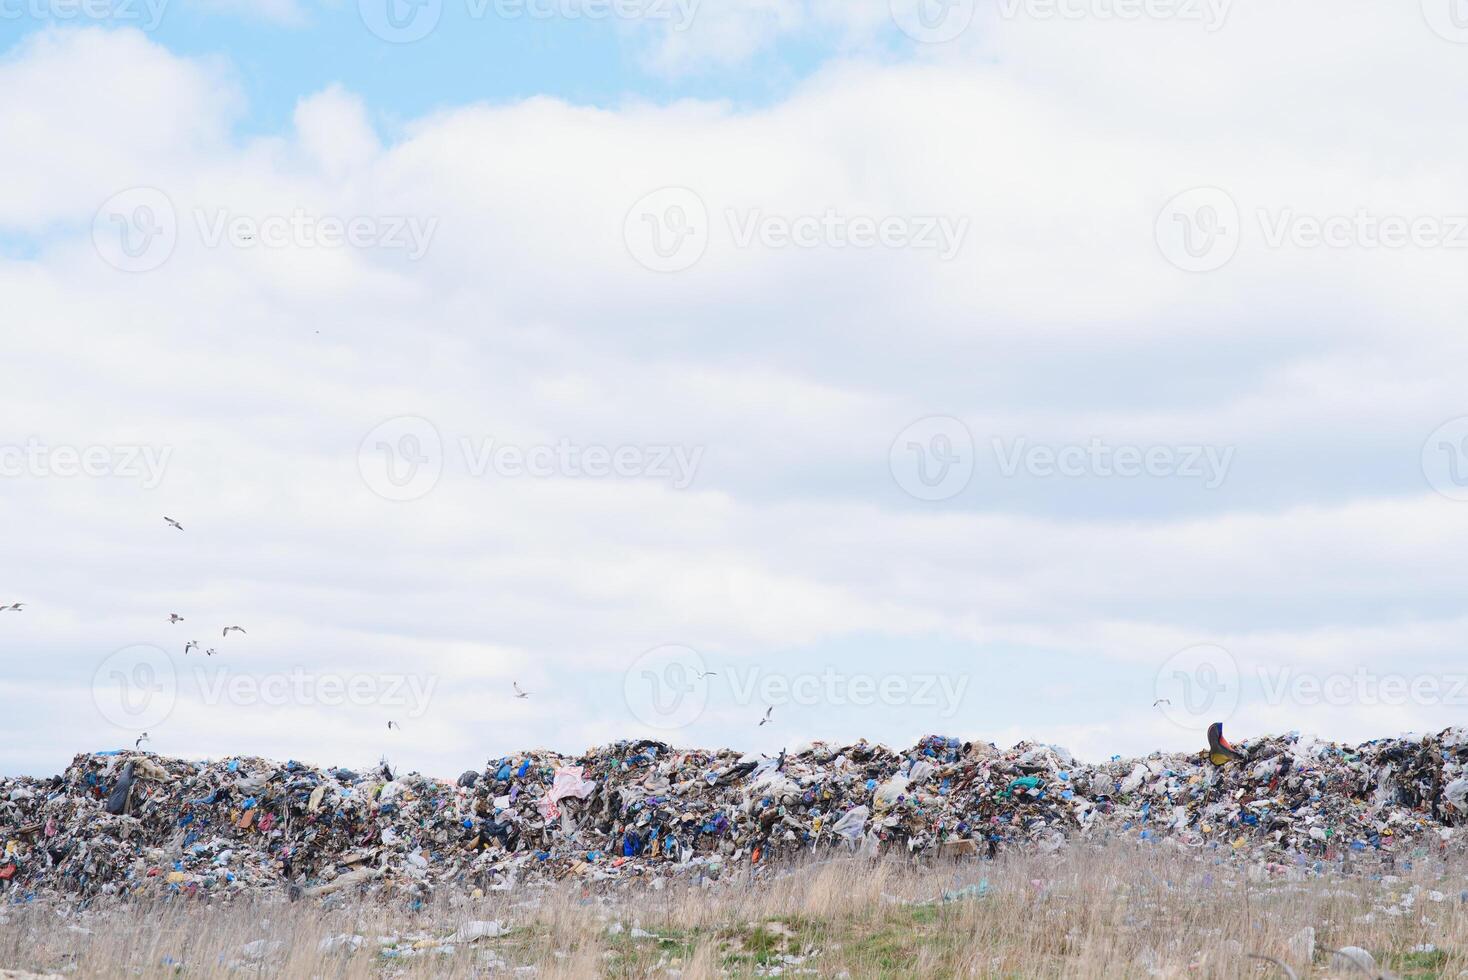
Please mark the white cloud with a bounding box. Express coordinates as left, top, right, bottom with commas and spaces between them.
635, 0, 893, 75
293, 84, 381, 180
0, 28, 239, 228
2, 16, 1467, 775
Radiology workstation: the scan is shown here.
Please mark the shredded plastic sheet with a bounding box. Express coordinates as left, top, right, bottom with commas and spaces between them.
536, 765, 596, 821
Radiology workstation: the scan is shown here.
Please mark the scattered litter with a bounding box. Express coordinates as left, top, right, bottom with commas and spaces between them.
2, 728, 1466, 902
1329, 946, 1378, 973
446, 920, 508, 944
942, 881, 990, 902
318, 933, 366, 953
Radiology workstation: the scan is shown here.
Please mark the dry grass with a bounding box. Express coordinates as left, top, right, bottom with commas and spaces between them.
2, 841, 1465, 977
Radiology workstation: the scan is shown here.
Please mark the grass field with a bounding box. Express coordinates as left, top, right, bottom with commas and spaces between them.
2, 842, 1464, 977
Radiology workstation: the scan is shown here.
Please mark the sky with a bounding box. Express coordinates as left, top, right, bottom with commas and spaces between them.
4, 0, 1468, 777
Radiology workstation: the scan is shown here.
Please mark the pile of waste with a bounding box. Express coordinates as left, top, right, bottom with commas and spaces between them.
2, 728, 1467, 904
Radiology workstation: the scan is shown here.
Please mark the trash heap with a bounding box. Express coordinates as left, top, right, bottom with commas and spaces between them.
3, 728, 1467, 904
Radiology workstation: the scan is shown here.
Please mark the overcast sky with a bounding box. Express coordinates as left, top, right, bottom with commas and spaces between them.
4, 0, 1468, 777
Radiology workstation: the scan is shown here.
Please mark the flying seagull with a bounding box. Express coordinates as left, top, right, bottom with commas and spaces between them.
184, 640, 199, 655
388, 720, 401, 731
135, 733, 150, 749
513, 682, 531, 699
0, 603, 23, 612
222, 626, 247, 637
758, 706, 773, 727
205, 648, 218, 657
163, 517, 183, 531
695, 669, 718, 678
168, 614, 184, 624
1152, 698, 1171, 708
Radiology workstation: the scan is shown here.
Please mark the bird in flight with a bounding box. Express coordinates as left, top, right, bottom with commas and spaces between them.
695, 669, 717, 678
0, 603, 23, 612
758, 706, 773, 727
205, 648, 218, 657
513, 682, 531, 699
135, 733, 150, 749
184, 640, 199, 655
168, 614, 184, 624
163, 517, 184, 531
222, 626, 246, 637
387, 720, 401, 731
1152, 698, 1171, 708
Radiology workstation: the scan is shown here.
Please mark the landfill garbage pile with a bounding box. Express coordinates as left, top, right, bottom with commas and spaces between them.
3, 728, 1467, 904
